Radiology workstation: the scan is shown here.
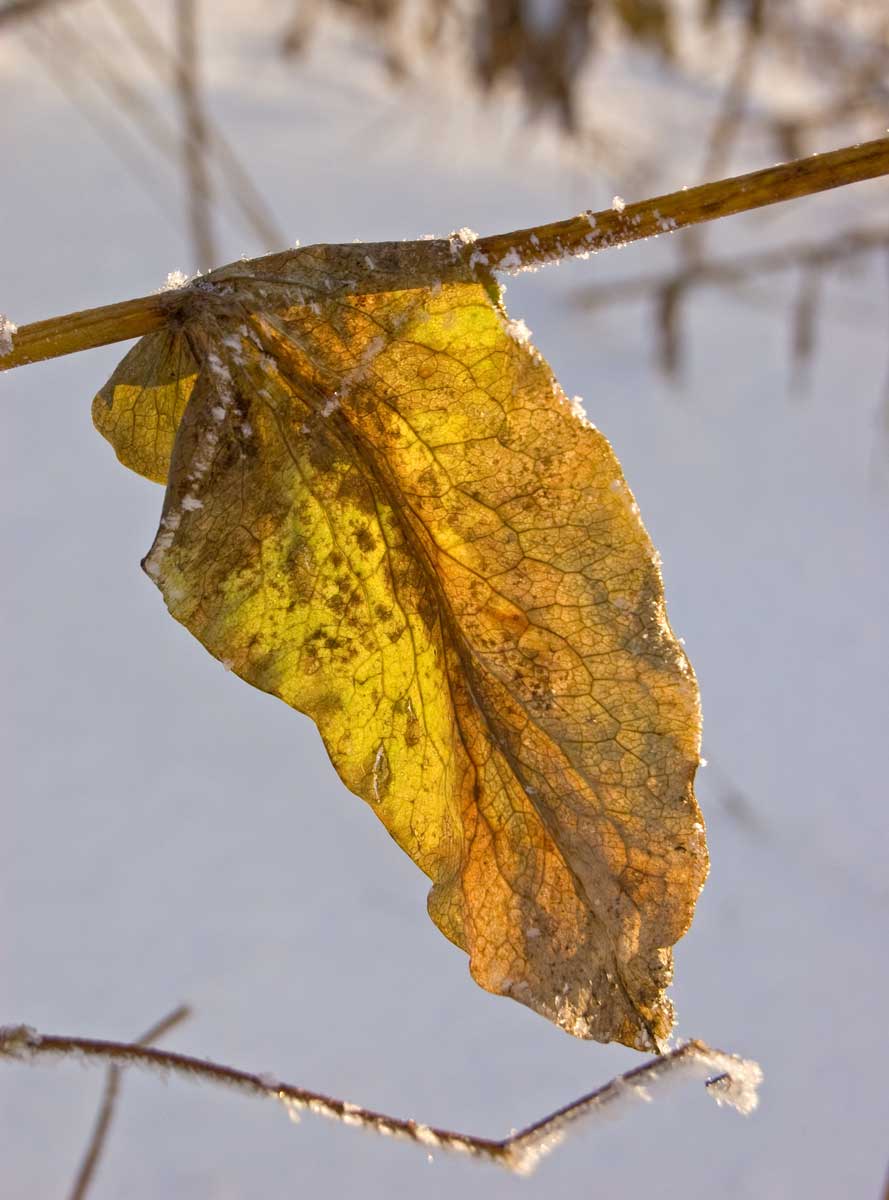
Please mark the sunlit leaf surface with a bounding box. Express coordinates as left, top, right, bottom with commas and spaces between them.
93, 241, 707, 1050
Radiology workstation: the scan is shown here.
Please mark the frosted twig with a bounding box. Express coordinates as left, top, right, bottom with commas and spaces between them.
0, 1028, 761, 1176
3, 137, 886, 372
67, 1005, 191, 1200
475, 137, 889, 273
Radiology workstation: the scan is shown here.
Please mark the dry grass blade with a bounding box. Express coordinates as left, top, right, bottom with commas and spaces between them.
0, 1025, 761, 1176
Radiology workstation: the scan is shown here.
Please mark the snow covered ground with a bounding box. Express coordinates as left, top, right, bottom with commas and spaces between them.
2, 5, 888, 1197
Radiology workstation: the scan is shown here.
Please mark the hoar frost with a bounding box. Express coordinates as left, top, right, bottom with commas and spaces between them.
0, 314, 17, 357
449, 227, 478, 255
568, 395, 592, 427
504, 317, 532, 345
497, 247, 525, 272
160, 270, 189, 291
467, 247, 490, 272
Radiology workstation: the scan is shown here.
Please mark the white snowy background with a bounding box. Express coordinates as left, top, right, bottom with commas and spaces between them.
2, 4, 888, 1197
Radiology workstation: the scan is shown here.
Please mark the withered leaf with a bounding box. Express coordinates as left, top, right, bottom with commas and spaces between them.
93, 240, 707, 1050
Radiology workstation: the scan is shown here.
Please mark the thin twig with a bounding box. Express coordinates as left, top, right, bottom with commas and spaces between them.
0, 1026, 761, 1176
68, 1005, 191, 1200
2, 137, 888, 371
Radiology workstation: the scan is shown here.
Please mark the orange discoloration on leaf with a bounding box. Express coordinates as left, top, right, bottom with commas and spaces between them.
93, 241, 707, 1050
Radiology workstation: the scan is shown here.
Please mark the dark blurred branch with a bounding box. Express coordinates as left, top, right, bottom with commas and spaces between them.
682, 0, 762, 269
671, 0, 763, 371
579, 221, 889, 378
0, 0, 76, 25
577, 225, 889, 308
1, 1026, 760, 1175
175, 0, 216, 269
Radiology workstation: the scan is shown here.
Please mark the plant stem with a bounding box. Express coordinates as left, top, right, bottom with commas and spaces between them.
2, 136, 887, 373
0, 1026, 761, 1176
476, 136, 889, 270
2, 293, 172, 370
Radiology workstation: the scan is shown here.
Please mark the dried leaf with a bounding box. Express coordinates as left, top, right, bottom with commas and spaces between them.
93, 241, 707, 1050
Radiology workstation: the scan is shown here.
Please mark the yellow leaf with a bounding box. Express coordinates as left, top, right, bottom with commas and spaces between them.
93, 242, 707, 1050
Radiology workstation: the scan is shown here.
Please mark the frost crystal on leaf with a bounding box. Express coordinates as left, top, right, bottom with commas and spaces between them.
497, 247, 525, 272
160, 270, 190, 292
611, 196, 626, 213
567, 394, 592, 427
467, 247, 490, 272
504, 317, 532, 345
449, 226, 478, 248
